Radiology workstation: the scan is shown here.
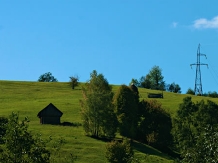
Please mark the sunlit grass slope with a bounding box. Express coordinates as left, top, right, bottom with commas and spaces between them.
1, 81, 217, 162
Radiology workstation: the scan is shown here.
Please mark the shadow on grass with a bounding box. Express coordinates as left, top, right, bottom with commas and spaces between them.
60, 121, 82, 127
132, 141, 181, 160
88, 135, 114, 142
87, 135, 180, 160
132, 141, 166, 157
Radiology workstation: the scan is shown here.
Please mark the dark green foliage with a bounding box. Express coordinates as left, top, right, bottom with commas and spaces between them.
130, 78, 140, 87
139, 75, 151, 89
38, 72, 58, 82
173, 97, 218, 161
113, 85, 138, 139
105, 138, 134, 163
69, 75, 79, 89
0, 117, 8, 144
137, 100, 173, 148
80, 70, 118, 138
140, 66, 165, 90
182, 126, 218, 163
186, 88, 195, 95
207, 91, 218, 98
167, 82, 181, 93
0, 112, 50, 163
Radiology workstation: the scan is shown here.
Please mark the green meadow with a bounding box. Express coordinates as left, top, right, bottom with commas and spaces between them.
1, 80, 217, 162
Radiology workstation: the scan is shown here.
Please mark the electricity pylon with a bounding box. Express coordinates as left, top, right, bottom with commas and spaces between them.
190, 44, 208, 95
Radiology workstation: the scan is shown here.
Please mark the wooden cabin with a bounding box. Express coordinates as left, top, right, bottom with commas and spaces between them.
37, 103, 63, 124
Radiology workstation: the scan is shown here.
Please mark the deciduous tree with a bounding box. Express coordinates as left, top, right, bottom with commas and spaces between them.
140, 66, 165, 90
80, 70, 117, 138
69, 75, 79, 89
38, 72, 58, 82
168, 82, 181, 93
173, 97, 218, 160
113, 85, 138, 139
137, 100, 173, 148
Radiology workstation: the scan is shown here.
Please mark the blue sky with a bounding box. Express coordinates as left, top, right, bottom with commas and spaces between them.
1, 0, 218, 93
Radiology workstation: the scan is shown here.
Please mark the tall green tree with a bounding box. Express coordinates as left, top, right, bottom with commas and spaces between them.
140, 66, 165, 90
80, 70, 117, 138
139, 75, 151, 89
113, 85, 138, 139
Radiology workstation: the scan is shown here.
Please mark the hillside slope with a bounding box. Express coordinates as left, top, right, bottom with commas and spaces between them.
0, 81, 216, 162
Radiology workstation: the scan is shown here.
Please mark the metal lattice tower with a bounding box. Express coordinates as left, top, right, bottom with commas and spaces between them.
190, 44, 208, 95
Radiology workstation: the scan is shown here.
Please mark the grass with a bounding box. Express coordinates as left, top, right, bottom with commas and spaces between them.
1, 80, 217, 162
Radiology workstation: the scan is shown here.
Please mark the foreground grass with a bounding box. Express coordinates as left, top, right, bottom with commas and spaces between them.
1, 81, 217, 162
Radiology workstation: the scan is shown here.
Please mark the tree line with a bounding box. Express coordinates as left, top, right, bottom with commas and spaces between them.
131, 65, 181, 93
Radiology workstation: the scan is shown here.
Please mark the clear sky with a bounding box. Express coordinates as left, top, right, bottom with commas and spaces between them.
1, 0, 218, 93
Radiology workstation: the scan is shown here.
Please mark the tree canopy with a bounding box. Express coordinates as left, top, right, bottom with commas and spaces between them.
140, 66, 165, 90
113, 85, 138, 139
80, 70, 117, 138
38, 72, 58, 82
173, 97, 218, 161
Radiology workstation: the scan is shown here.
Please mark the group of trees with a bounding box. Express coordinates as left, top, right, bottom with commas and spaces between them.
173, 97, 218, 162
80, 70, 218, 162
80, 70, 173, 160
131, 65, 181, 93
186, 88, 218, 98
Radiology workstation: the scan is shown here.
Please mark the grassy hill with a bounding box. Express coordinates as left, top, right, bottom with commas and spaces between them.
1, 80, 217, 162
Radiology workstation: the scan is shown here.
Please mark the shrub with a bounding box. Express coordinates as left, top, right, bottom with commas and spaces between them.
105, 138, 134, 163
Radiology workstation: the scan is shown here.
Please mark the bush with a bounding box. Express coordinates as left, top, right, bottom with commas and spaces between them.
105, 138, 134, 163
186, 88, 195, 95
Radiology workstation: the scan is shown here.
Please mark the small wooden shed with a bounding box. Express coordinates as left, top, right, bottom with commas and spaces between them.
37, 103, 63, 124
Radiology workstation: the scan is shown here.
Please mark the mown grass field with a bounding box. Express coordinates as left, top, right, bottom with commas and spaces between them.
1, 80, 217, 162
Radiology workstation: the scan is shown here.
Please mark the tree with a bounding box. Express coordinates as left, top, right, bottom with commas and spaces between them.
69, 75, 79, 89
183, 126, 218, 163
38, 72, 58, 82
139, 75, 151, 88
168, 82, 181, 93
105, 138, 134, 163
136, 100, 173, 148
129, 78, 140, 87
172, 97, 218, 160
113, 85, 138, 139
0, 112, 50, 163
186, 88, 195, 95
80, 70, 118, 138
140, 66, 165, 90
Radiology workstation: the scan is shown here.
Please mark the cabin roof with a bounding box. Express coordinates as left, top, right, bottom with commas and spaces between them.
37, 103, 63, 118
